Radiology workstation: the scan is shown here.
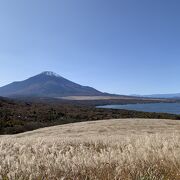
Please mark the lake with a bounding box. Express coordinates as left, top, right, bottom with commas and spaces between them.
97, 103, 180, 115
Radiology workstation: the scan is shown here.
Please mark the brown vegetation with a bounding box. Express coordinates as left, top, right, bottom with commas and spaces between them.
0, 97, 180, 134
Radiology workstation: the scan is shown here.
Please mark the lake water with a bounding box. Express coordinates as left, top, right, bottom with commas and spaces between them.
97, 103, 180, 115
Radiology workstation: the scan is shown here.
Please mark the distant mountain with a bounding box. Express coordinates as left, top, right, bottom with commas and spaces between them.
131, 93, 180, 99
143, 94, 180, 99
0, 71, 104, 98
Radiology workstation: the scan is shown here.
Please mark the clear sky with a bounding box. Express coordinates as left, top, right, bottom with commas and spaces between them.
0, 0, 180, 95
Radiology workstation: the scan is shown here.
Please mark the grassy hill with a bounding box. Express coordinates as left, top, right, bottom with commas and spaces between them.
1, 119, 180, 179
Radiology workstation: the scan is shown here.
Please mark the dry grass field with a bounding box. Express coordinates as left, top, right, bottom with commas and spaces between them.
59, 95, 167, 101
1, 118, 180, 179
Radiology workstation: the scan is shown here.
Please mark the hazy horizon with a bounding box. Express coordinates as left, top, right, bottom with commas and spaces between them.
1, 0, 180, 95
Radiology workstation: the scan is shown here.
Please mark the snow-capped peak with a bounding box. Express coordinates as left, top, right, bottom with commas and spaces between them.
41, 71, 61, 77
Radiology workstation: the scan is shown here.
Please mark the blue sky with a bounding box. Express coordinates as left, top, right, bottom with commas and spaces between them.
0, 0, 180, 95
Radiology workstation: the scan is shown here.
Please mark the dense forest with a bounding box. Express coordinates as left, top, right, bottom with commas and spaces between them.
0, 97, 179, 134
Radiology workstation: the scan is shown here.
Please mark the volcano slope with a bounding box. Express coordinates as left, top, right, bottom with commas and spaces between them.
1, 118, 180, 180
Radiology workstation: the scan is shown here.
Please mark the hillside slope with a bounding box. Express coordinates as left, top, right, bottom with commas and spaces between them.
14, 118, 180, 138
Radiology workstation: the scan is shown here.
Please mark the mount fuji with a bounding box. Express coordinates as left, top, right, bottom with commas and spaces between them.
0, 71, 103, 98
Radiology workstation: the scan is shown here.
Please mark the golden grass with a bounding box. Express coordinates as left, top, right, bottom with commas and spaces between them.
1, 118, 180, 179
